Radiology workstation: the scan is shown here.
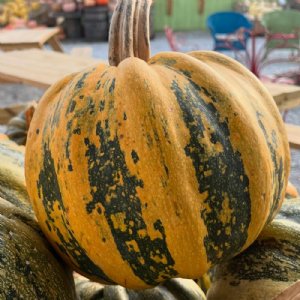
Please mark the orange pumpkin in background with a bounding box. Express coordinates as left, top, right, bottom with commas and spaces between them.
25, 0, 290, 289
285, 181, 299, 198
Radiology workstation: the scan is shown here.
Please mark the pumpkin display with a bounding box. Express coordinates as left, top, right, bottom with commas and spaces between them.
25, 0, 290, 289
206, 197, 300, 300
0, 196, 76, 299
0, 135, 32, 215
75, 273, 206, 300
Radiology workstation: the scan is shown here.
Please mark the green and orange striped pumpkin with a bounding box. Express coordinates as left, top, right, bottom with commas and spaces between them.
25, 0, 290, 289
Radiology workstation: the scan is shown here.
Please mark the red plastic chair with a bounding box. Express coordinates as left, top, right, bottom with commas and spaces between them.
164, 26, 180, 51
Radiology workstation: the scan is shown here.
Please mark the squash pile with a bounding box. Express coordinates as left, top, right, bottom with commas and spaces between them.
0, 137, 77, 299
25, 0, 290, 289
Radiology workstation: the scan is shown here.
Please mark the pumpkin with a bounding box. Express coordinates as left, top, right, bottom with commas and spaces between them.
0, 140, 76, 297
206, 197, 300, 300
0, 196, 77, 299
5, 101, 37, 146
0, 134, 8, 140
285, 181, 298, 199
0, 135, 32, 215
75, 273, 206, 300
25, 0, 290, 289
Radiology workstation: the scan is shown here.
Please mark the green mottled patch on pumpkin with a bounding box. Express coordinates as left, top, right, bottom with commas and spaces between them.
171, 78, 251, 264
37, 143, 114, 283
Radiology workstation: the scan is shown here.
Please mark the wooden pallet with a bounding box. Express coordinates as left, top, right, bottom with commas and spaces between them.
264, 82, 300, 111
0, 49, 103, 89
285, 123, 300, 149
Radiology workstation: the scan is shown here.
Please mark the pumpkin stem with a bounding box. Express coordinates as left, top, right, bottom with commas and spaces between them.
109, 0, 151, 66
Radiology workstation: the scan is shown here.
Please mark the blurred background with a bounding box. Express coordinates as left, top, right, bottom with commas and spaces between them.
0, 0, 298, 44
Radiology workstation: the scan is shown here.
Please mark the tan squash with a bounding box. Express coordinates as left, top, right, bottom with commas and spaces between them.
0, 136, 32, 214
207, 197, 300, 300
25, 0, 290, 289
285, 181, 298, 199
0, 197, 76, 299
0, 134, 8, 140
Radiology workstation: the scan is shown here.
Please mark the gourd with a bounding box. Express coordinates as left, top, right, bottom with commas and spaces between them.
25, 0, 290, 289
75, 273, 206, 300
5, 101, 36, 146
206, 197, 300, 300
0, 134, 7, 140
285, 181, 298, 199
0, 138, 76, 298
0, 135, 32, 215
0, 196, 76, 299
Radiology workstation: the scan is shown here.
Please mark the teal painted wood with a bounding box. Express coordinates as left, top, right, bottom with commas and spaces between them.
153, 0, 236, 31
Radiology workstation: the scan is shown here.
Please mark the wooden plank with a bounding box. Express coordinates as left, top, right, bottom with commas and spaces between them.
285, 123, 300, 149
5, 48, 99, 65
0, 28, 62, 52
0, 28, 60, 45
38, 28, 61, 45
47, 36, 64, 52
0, 43, 42, 51
2, 49, 101, 69
0, 49, 103, 89
0, 77, 14, 83
264, 82, 300, 111
0, 56, 69, 87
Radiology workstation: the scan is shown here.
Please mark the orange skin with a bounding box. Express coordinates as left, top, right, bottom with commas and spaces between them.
285, 181, 299, 198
